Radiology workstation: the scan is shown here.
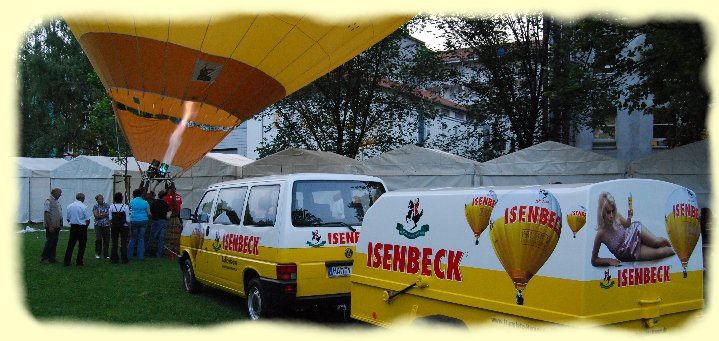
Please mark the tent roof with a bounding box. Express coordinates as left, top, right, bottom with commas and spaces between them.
52, 155, 146, 178
16, 157, 67, 177
241, 148, 360, 177
629, 139, 709, 175
182, 152, 254, 177
362, 144, 481, 176
480, 141, 626, 176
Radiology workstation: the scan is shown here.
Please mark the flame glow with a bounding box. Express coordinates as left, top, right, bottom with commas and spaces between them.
163, 101, 200, 166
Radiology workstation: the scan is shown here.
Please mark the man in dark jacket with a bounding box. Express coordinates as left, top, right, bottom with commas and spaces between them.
149, 190, 170, 257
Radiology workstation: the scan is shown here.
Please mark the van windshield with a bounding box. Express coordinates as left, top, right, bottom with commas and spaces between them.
292, 180, 385, 227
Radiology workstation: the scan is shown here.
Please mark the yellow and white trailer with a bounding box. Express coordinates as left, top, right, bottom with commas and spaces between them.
351, 179, 704, 331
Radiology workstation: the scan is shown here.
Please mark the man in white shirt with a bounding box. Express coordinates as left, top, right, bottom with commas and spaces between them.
63, 193, 92, 267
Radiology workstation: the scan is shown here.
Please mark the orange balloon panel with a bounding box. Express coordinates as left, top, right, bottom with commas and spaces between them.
65, 14, 411, 171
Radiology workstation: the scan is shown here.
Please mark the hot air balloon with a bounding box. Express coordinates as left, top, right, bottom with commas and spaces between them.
489, 189, 562, 305
464, 190, 497, 245
665, 188, 701, 278
64, 14, 411, 172
566, 205, 587, 238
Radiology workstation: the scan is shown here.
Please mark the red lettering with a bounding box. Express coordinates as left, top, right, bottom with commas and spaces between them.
527, 206, 539, 224
643, 268, 650, 285
651, 266, 657, 283
393, 245, 406, 272
618, 269, 627, 287
549, 211, 558, 234
434, 249, 446, 280
510, 206, 517, 223
664, 266, 670, 282
447, 250, 463, 281
367, 243, 373, 267
407, 246, 420, 274
539, 207, 549, 226
244, 236, 251, 254
340, 233, 347, 244
629, 268, 634, 286
372, 242, 382, 268
382, 243, 392, 270
347, 232, 355, 244
253, 237, 259, 255
519, 206, 527, 223
421, 248, 433, 276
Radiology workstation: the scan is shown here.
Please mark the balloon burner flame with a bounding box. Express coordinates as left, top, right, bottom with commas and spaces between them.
163, 101, 199, 165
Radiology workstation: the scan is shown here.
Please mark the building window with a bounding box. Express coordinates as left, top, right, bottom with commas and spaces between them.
592, 118, 616, 149
652, 123, 672, 149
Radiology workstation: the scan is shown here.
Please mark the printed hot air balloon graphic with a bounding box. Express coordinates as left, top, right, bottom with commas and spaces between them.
465, 190, 497, 245
489, 189, 562, 305
665, 188, 701, 278
64, 14, 410, 172
566, 205, 587, 238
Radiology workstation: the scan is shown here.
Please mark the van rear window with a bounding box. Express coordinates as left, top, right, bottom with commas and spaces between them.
291, 180, 385, 227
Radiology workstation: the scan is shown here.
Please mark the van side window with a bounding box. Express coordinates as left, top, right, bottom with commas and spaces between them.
213, 187, 247, 225
196, 190, 216, 217
244, 185, 280, 227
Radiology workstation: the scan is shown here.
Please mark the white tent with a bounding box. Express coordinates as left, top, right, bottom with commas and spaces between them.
240, 148, 361, 178
628, 140, 711, 209
479, 141, 627, 186
359, 144, 482, 190
16, 157, 68, 223
51, 156, 147, 226
172, 153, 253, 210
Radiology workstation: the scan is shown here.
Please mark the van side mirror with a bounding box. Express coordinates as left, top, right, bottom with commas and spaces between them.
179, 208, 192, 220
198, 213, 209, 223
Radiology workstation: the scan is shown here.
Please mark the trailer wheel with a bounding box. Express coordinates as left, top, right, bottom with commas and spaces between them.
182, 258, 202, 294
246, 278, 270, 320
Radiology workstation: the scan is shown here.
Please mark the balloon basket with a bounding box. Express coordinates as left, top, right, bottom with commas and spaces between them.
683, 268, 687, 278
475, 238, 479, 245
516, 290, 524, 305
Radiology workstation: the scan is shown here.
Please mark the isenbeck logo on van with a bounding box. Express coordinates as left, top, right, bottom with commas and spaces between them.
307, 230, 327, 247
367, 242, 464, 281
396, 198, 429, 239
222, 233, 260, 255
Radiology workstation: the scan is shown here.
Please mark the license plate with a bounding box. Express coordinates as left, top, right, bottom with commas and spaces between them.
328, 265, 352, 278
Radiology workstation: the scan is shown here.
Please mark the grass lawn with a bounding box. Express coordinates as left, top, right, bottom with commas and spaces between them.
21, 224, 360, 327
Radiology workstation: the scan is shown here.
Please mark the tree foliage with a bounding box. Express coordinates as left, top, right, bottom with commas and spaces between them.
17, 19, 129, 158
615, 21, 708, 147
256, 26, 453, 159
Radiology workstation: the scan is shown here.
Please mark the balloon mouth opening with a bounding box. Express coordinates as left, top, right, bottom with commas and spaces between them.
513, 282, 528, 291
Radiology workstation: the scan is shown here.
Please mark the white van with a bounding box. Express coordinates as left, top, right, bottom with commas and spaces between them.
178, 173, 386, 320
351, 179, 704, 331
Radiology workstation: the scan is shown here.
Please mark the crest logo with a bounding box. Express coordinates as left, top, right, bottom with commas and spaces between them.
599, 269, 615, 289
344, 248, 354, 258
306, 230, 327, 247
396, 198, 430, 239
212, 231, 222, 251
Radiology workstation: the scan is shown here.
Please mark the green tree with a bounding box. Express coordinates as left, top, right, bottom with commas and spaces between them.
17, 18, 129, 158
615, 21, 708, 147
256, 26, 453, 159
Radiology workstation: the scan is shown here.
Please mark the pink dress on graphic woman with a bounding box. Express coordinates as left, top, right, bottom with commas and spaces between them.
604, 221, 642, 261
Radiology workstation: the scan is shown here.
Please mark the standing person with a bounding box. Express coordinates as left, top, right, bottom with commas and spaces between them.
150, 190, 170, 257
165, 184, 183, 218
41, 188, 63, 264
93, 194, 111, 260
63, 193, 92, 267
109, 192, 130, 264
128, 188, 151, 261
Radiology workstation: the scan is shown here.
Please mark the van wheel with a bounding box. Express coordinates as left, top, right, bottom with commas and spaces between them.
182, 258, 202, 294
246, 278, 270, 320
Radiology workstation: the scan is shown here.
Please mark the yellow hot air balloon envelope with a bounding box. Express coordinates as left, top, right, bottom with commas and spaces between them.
489, 189, 562, 305
64, 14, 411, 172
464, 190, 497, 245
566, 205, 587, 238
665, 188, 701, 278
